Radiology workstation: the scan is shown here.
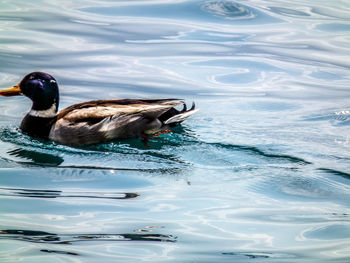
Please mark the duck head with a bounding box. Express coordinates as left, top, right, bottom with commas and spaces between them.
0, 72, 59, 116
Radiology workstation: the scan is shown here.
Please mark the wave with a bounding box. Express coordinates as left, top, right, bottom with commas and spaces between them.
0, 229, 176, 244
0, 187, 138, 200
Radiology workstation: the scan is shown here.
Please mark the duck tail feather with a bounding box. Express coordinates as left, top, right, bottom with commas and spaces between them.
163, 102, 198, 125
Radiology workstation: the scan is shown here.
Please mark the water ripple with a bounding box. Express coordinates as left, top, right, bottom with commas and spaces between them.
202, 0, 255, 20
40, 249, 80, 256
0, 187, 138, 200
319, 168, 350, 180
0, 229, 176, 244
222, 251, 296, 259
268, 6, 311, 18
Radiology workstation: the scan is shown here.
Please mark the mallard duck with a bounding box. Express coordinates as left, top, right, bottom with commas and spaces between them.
0, 72, 198, 146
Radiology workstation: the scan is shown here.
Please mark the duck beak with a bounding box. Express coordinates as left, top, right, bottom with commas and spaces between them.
0, 84, 22, 97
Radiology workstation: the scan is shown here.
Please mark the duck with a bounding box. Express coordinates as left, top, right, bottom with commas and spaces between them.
0, 72, 198, 146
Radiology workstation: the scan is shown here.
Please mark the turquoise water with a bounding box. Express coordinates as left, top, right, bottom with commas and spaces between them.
1, 0, 350, 262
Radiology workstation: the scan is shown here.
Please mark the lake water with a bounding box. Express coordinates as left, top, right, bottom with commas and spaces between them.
1, 0, 350, 262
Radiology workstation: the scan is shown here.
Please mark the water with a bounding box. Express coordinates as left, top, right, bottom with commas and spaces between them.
1, 0, 350, 262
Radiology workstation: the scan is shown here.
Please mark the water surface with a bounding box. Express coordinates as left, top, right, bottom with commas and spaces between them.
1, 0, 350, 262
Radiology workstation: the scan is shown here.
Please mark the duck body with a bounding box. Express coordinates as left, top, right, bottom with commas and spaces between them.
1, 72, 197, 146
48, 98, 195, 146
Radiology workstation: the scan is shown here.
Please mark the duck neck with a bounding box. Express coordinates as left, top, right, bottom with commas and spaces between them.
29, 103, 58, 118
20, 101, 58, 139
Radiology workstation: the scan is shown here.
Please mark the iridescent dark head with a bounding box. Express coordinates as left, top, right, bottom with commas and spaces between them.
0, 72, 59, 112
19, 72, 59, 111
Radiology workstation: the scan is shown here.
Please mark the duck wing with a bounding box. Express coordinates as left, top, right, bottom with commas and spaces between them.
49, 99, 196, 146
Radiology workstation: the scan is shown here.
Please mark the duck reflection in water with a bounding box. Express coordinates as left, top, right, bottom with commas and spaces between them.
7, 147, 64, 166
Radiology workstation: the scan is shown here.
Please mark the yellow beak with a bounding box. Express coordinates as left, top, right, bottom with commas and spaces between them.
0, 84, 22, 97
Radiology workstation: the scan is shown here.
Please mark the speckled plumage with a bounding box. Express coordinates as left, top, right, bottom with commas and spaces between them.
0, 72, 198, 146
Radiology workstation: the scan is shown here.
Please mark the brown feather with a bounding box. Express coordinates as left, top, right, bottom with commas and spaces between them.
49, 99, 186, 145
57, 99, 182, 121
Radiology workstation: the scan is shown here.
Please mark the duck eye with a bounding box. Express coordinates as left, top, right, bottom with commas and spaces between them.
29, 75, 35, 80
